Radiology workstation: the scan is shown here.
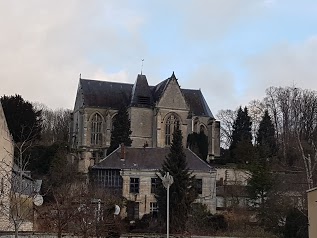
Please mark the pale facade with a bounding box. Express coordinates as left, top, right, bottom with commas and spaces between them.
92, 146, 217, 218
70, 73, 220, 173
307, 187, 317, 238
0, 101, 14, 230
0, 103, 34, 232
215, 167, 250, 210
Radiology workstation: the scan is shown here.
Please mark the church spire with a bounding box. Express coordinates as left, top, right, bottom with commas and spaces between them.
171, 71, 177, 80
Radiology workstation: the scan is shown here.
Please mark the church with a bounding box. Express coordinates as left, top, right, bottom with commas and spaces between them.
70, 72, 220, 217
70, 72, 220, 172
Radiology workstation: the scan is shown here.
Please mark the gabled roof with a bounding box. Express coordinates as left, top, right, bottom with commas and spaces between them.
78, 73, 214, 118
92, 147, 214, 173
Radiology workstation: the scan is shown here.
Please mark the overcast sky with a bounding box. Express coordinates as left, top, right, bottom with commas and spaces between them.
1, 0, 317, 115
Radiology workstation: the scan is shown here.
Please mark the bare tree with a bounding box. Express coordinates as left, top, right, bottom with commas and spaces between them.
40, 183, 84, 238
264, 86, 317, 188
216, 109, 237, 149
0, 99, 41, 237
248, 100, 266, 144
0, 137, 38, 238
34, 103, 71, 145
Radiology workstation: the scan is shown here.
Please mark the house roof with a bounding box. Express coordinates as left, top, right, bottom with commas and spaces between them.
79, 73, 214, 118
92, 146, 214, 173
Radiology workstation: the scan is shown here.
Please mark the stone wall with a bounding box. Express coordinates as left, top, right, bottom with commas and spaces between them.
307, 187, 317, 238
130, 107, 153, 147
0, 103, 14, 231
121, 169, 217, 218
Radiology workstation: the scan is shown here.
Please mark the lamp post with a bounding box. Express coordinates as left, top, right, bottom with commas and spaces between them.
161, 172, 174, 238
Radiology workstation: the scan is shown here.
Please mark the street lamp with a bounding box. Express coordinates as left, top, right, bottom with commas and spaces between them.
161, 172, 174, 238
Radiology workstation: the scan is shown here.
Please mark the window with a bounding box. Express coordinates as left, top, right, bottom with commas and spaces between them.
127, 201, 139, 220
165, 114, 180, 145
200, 125, 206, 134
95, 169, 123, 192
150, 202, 158, 218
91, 113, 103, 145
130, 178, 139, 193
92, 150, 104, 163
151, 178, 159, 194
195, 179, 203, 194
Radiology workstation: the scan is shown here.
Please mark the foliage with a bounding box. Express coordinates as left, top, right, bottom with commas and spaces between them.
216, 109, 237, 149
247, 161, 295, 235
1, 94, 42, 143
256, 110, 277, 158
187, 203, 228, 234
247, 161, 273, 223
107, 106, 132, 155
187, 131, 208, 161
229, 106, 254, 163
155, 128, 197, 233
0, 147, 36, 238
26, 142, 68, 178
284, 208, 308, 238
34, 103, 71, 145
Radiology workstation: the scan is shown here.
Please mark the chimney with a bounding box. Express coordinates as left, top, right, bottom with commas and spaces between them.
120, 143, 125, 161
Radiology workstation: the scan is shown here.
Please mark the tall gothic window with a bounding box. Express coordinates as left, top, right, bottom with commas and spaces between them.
165, 114, 180, 145
91, 113, 103, 145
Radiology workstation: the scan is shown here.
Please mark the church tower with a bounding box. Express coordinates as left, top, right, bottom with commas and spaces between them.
129, 74, 154, 147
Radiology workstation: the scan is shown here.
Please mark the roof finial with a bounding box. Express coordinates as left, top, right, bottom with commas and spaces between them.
79, 73, 81, 79
171, 71, 176, 79
141, 59, 144, 75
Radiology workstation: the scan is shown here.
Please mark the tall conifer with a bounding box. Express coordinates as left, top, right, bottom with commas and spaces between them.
156, 128, 197, 233
257, 110, 277, 158
1, 94, 42, 143
229, 106, 253, 163
107, 106, 132, 155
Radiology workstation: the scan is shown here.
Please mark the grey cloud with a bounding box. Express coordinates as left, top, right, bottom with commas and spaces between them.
0, 0, 146, 109
184, 64, 237, 114
244, 37, 317, 103
176, 0, 268, 42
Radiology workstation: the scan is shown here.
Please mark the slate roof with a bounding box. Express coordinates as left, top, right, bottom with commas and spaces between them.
79, 73, 214, 118
92, 146, 214, 173
130, 74, 153, 107
80, 79, 133, 109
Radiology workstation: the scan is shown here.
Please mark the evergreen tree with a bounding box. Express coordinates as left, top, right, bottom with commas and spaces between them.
247, 161, 274, 226
1, 94, 42, 143
229, 106, 253, 163
156, 128, 197, 233
256, 110, 277, 158
284, 208, 308, 238
107, 106, 132, 155
187, 131, 208, 161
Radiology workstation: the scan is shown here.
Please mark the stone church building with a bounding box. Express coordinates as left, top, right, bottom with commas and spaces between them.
70, 72, 220, 173
70, 72, 220, 217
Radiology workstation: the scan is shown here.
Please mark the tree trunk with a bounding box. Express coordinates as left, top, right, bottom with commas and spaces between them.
14, 223, 19, 238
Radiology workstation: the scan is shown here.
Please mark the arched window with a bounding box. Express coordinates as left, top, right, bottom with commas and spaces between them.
91, 113, 103, 145
200, 125, 206, 134
165, 114, 180, 146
